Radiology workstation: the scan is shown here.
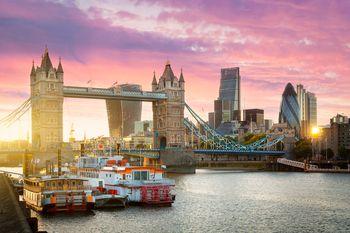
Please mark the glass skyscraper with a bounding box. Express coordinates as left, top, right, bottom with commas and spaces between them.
106, 84, 142, 138
214, 67, 241, 129
297, 84, 317, 138
279, 83, 301, 136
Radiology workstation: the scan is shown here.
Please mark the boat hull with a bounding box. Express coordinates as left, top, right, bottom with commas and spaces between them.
93, 194, 127, 209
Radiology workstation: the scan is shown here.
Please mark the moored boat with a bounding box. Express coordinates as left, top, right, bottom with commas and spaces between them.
23, 175, 94, 213
75, 156, 176, 206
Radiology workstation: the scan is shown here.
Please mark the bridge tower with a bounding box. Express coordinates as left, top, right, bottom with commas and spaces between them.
152, 62, 185, 149
30, 47, 64, 151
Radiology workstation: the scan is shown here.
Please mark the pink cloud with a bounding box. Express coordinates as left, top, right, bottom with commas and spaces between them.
1, 0, 350, 139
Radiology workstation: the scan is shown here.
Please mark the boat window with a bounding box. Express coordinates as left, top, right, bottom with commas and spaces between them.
72, 181, 75, 186
52, 182, 56, 187
132, 171, 149, 180
58, 181, 62, 187
46, 182, 50, 187
141, 171, 148, 180
133, 171, 141, 180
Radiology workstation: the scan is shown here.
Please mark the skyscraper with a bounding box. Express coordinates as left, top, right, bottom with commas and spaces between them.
213, 67, 241, 129
297, 84, 317, 137
243, 109, 264, 128
279, 83, 301, 136
106, 84, 142, 138
208, 112, 215, 129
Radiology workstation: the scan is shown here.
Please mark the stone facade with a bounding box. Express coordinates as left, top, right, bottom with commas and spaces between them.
30, 47, 63, 151
152, 62, 185, 148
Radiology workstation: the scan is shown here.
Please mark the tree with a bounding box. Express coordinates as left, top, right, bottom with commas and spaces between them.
243, 133, 266, 145
292, 139, 312, 161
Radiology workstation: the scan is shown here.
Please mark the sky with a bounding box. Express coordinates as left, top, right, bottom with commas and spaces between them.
0, 0, 350, 141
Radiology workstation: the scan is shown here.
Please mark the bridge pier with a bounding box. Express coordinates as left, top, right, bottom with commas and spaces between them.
159, 149, 196, 173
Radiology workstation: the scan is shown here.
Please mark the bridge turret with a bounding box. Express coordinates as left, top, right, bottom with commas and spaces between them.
152, 61, 185, 149
56, 57, 64, 81
30, 47, 64, 152
179, 68, 185, 90
30, 60, 36, 82
152, 71, 157, 91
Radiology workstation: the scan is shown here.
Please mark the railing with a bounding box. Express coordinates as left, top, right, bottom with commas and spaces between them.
117, 178, 175, 186
277, 158, 318, 170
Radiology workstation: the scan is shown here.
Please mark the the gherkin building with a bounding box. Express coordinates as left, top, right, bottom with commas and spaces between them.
279, 83, 300, 136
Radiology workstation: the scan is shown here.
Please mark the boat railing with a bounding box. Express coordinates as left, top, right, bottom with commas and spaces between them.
117, 178, 175, 186
41, 185, 92, 192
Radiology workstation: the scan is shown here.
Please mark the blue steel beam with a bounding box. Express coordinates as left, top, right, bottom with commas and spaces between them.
193, 149, 285, 156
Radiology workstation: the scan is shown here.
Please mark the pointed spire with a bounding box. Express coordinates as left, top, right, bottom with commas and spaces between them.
152, 71, 157, 85
30, 60, 36, 76
40, 45, 53, 73
161, 61, 176, 81
179, 68, 185, 82
57, 57, 64, 73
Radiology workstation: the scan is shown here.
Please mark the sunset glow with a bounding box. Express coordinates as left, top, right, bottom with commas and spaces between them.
1, 0, 350, 141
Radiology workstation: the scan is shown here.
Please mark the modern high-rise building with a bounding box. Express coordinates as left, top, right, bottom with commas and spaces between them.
213, 67, 241, 129
208, 112, 215, 129
106, 84, 142, 138
264, 119, 273, 132
297, 84, 317, 138
134, 120, 153, 135
326, 114, 350, 157
243, 109, 264, 129
279, 83, 301, 136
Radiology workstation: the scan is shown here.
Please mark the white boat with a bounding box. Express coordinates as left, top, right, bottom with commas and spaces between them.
74, 156, 176, 206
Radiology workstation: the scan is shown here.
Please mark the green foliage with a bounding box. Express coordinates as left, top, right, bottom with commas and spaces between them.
243, 133, 266, 145
244, 133, 254, 142
292, 139, 312, 160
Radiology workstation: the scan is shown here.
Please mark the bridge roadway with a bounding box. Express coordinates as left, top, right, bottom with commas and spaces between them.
63, 86, 167, 101
0, 148, 285, 158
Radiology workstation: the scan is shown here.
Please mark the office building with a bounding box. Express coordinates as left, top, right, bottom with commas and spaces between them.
264, 119, 273, 132
213, 67, 241, 130
134, 120, 153, 135
106, 84, 142, 138
297, 84, 317, 138
279, 83, 301, 136
208, 112, 215, 129
243, 109, 264, 129
327, 114, 350, 157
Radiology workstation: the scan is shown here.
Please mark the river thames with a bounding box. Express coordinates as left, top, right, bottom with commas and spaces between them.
21, 170, 348, 233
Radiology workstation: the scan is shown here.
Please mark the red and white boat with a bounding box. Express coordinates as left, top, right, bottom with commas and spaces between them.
75, 156, 175, 206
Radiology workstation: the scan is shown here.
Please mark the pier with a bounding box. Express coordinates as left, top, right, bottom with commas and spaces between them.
0, 173, 33, 233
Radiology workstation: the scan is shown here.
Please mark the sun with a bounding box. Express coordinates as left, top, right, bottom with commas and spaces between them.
311, 127, 320, 137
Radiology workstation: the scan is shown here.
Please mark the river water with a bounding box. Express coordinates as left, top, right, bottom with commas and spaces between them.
3, 168, 350, 232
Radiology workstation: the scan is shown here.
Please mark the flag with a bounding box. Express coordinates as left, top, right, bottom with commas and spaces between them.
87, 80, 92, 84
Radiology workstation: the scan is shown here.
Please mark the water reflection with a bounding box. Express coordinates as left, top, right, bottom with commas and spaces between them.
2, 167, 350, 232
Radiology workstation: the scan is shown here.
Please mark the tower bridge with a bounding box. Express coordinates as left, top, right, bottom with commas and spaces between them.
0, 47, 288, 169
